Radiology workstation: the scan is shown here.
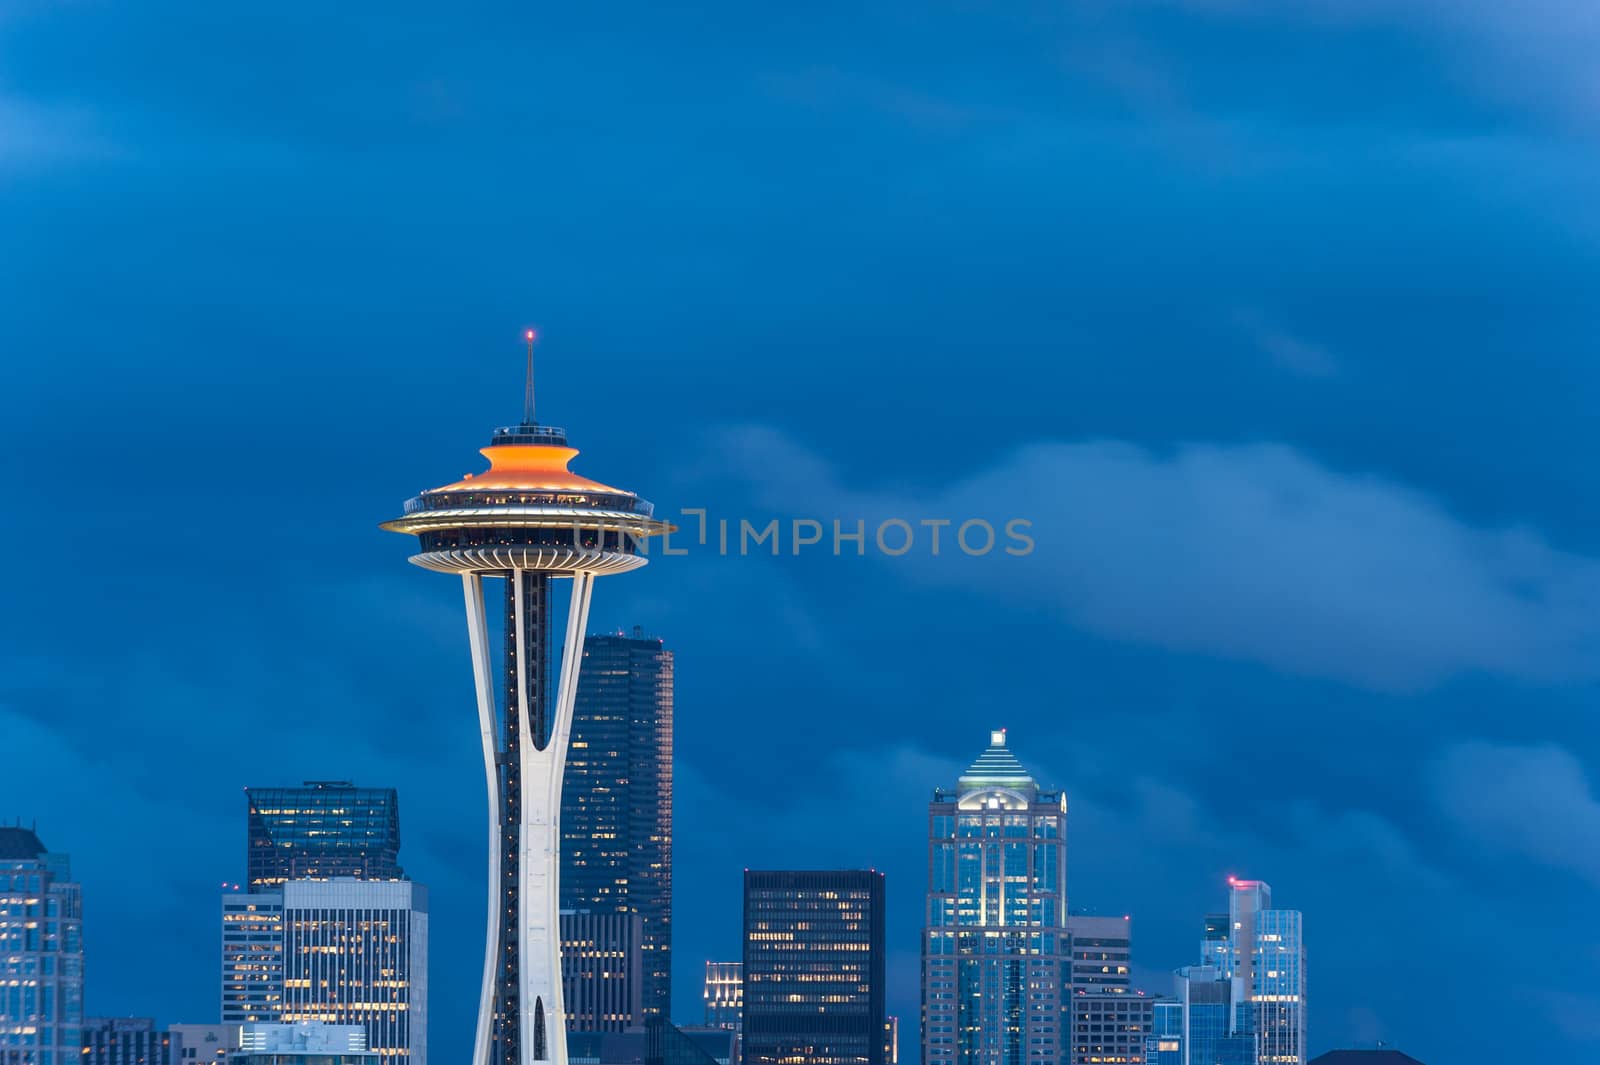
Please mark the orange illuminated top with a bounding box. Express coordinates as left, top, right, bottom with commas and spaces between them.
432, 443, 628, 495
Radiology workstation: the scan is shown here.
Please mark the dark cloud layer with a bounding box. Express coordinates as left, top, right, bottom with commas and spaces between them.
3, 4, 1599, 1065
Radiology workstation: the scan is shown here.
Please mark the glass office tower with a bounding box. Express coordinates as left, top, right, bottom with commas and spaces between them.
921, 731, 1067, 1065
561, 629, 674, 1020
245, 783, 403, 888
1223, 882, 1305, 1065
742, 870, 887, 1065
1175, 880, 1305, 1065
0, 828, 82, 1065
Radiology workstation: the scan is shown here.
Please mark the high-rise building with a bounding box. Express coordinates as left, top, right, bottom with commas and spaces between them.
1065, 915, 1132, 994
278, 880, 428, 1065
1174, 880, 1305, 1065
1174, 966, 1249, 1065
221, 893, 286, 1024
0, 827, 83, 1065
562, 629, 674, 1021
701, 962, 742, 1031
920, 731, 1067, 1065
742, 871, 887, 1065
245, 783, 403, 888
1066, 993, 1150, 1065
560, 911, 643, 1033
382, 335, 669, 1065
81, 1019, 183, 1065
1222, 880, 1305, 1065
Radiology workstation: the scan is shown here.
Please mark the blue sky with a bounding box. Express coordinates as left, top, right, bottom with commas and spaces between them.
4, 2, 1600, 1062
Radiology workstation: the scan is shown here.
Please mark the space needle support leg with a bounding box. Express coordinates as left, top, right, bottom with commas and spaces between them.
515, 570, 596, 1065
512, 570, 595, 1065
462, 573, 500, 1065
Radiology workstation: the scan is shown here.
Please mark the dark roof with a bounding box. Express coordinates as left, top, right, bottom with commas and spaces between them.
1310, 1052, 1426, 1065
0, 827, 47, 860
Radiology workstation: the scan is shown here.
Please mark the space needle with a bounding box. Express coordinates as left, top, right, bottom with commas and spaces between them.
382, 331, 669, 1065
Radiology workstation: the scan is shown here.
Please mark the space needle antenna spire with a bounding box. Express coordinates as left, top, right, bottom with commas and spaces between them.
523, 328, 537, 424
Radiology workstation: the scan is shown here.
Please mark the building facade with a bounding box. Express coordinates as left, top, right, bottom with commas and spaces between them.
560, 911, 644, 1033
82, 1019, 182, 1065
920, 731, 1067, 1065
1222, 881, 1305, 1065
742, 870, 887, 1065
1066, 993, 1150, 1065
1173, 879, 1305, 1065
1064, 916, 1132, 994
1174, 966, 1249, 1065
701, 962, 742, 1031
235, 1024, 375, 1065
278, 880, 428, 1065
222, 894, 286, 1024
245, 783, 403, 888
0, 828, 83, 1065
169, 1025, 238, 1065
562, 629, 674, 1021
1147, 1001, 1183, 1065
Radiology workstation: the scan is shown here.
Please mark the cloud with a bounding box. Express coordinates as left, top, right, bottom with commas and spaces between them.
1233, 308, 1338, 377
713, 427, 1600, 691
1431, 741, 1600, 885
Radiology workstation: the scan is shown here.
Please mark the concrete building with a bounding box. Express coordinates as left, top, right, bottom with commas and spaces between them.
169, 1025, 239, 1065
1065, 915, 1132, 994
221, 894, 286, 1024
0, 827, 83, 1065
235, 1024, 374, 1065
278, 880, 427, 1065
920, 731, 1067, 1065
561, 911, 644, 1033
81, 1018, 182, 1065
743, 871, 887, 1065
1065, 993, 1150, 1065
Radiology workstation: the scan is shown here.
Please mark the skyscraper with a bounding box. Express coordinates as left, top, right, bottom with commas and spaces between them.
1222, 880, 1305, 1065
221, 880, 428, 1065
221, 892, 286, 1023
559, 911, 643, 1033
742, 871, 887, 1065
1175, 880, 1305, 1065
562, 629, 674, 1020
245, 783, 403, 888
382, 334, 669, 1065
920, 731, 1067, 1065
0, 827, 83, 1065
278, 880, 429, 1065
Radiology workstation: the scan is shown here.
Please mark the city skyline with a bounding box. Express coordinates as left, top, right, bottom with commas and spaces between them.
7, 3, 1595, 1064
